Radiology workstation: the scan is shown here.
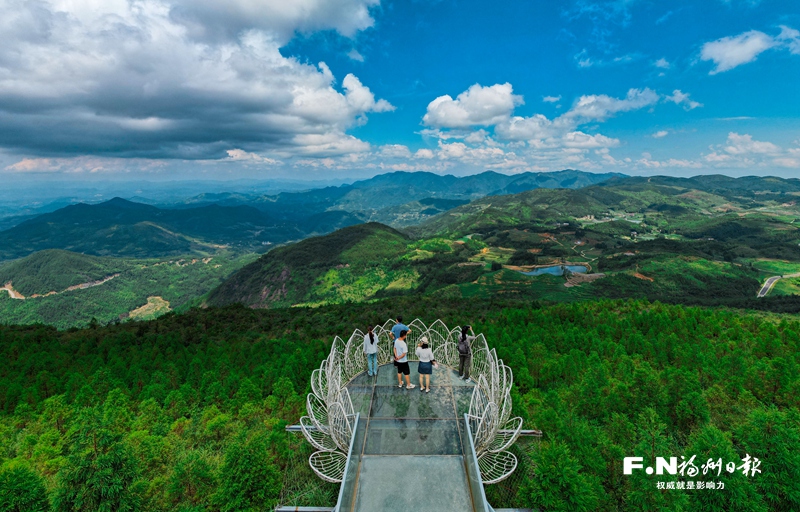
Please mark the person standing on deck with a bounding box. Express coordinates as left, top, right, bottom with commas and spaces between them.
391, 315, 410, 342
394, 330, 415, 389
457, 325, 477, 382
363, 325, 379, 377
391, 315, 410, 370
415, 336, 435, 393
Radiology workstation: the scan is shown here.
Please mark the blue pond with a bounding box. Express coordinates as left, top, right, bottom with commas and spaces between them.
520, 265, 588, 276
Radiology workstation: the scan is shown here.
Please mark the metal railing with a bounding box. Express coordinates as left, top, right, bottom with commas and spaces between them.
333, 413, 361, 512
463, 413, 494, 512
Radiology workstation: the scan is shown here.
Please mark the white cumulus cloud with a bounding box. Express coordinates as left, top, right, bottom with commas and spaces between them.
666, 90, 703, 110
723, 132, 780, 155
700, 30, 777, 74
701, 132, 798, 170
422, 83, 523, 129
561, 131, 620, 149
653, 58, 670, 69
561, 88, 660, 124
379, 144, 412, 158
225, 149, 280, 164
168, 0, 380, 43
777, 25, 800, 55
347, 49, 365, 62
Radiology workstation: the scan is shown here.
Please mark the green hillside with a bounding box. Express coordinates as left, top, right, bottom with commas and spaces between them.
0, 198, 304, 260
0, 250, 257, 328
208, 223, 430, 308
206, 175, 800, 314
412, 174, 800, 239
0, 250, 125, 297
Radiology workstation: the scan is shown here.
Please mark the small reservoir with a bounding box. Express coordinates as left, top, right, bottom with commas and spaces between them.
520, 265, 588, 277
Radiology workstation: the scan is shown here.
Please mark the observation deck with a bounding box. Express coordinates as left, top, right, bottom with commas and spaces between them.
291, 319, 525, 512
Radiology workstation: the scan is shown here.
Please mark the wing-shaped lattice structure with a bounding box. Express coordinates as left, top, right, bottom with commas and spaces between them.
299, 415, 337, 452
478, 450, 518, 485
309, 450, 348, 483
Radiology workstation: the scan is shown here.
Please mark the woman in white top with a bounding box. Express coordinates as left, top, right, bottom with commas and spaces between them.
415, 336, 436, 393
363, 325, 379, 377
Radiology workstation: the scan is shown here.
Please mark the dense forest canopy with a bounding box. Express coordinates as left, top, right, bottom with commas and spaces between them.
1, 297, 798, 511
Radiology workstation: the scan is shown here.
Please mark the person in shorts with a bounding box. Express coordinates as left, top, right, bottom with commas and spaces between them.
391, 315, 410, 369
394, 330, 415, 389
415, 336, 435, 393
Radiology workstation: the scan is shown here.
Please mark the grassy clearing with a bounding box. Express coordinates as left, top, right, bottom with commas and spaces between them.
468, 246, 517, 267
750, 259, 800, 276
128, 296, 171, 320
770, 277, 800, 296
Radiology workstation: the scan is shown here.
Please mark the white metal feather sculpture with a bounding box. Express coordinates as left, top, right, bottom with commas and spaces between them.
301, 318, 522, 485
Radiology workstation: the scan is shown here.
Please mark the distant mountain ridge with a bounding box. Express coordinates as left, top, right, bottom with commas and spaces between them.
0, 198, 302, 260
411, 173, 800, 238
183, 169, 625, 227
0, 169, 623, 260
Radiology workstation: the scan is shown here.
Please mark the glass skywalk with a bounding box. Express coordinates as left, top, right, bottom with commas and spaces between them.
297, 319, 523, 512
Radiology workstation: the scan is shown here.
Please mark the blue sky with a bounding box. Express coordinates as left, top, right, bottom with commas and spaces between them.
0, 0, 798, 181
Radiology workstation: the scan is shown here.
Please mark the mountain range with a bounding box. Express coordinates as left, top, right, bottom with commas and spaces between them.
0, 169, 622, 260
6, 171, 800, 328
207, 173, 800, 311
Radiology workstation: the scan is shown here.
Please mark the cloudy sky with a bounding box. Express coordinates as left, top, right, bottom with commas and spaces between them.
1, 0, 799, 181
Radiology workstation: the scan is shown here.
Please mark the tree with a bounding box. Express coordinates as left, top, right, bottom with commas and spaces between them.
52, 408, 140, 512
735, 407, 800, 511
522, 440, 602, 511
214, 431, 282, 512
168, 450, 218, 508
625, 408, 688, 511
685, 425, 767, 512
0, 459, 49, 512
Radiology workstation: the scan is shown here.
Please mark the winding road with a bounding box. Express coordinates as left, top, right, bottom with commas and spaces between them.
758, 273, 800, 297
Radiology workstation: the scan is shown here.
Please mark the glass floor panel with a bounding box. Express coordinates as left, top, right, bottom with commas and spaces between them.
363, 419, 463, 455
447, 369, 475, 386
348, 372, 376, 387
370, 386, 456, 419
372, 364, 477, 387
452, 387, 474, 417
352, 455, 472, 512
375, 363, 417, 386
347, 386, 374, 416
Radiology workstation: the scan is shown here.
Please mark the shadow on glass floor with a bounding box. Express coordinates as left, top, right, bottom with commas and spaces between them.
368, 364, 475, 388
364, 419, 462, 455
370, 386, 456, 419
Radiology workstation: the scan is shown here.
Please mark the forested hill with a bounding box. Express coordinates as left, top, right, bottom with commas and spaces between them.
0, 298, 797, 510
207, 222, 415, 308
0, 198, 302, 260
0, 249, 121, 297
412, 173, 800, 238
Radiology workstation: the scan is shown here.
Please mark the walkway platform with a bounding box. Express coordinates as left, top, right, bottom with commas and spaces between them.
342, 364, 481, 512
294, 319, 526, 512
